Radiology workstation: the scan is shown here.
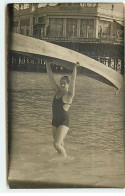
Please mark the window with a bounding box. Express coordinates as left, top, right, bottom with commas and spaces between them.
20, 19, 30, 26
99, 20, 111, 37
66, 19, 77, 37
38, 17, 46, 24
113, 21, 124, 38
12, 20, 18, 27
80, 19, 94, 38
33, 17, 35, 24
47, 18, 63, 37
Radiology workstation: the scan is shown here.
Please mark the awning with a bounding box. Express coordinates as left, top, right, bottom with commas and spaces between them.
115, 20, 124, 26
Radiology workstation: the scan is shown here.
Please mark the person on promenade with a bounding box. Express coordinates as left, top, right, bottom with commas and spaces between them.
46, 61, 79, 158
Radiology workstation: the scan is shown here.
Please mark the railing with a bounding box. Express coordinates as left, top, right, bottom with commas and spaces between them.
40, 36, 100, 43
12, 29, 123, 45
39, 36, 123, 44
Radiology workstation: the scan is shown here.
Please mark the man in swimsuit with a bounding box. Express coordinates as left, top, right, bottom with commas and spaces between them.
46, 61, 79, 158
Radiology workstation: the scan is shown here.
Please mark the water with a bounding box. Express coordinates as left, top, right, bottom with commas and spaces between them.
8, 71, 125, 188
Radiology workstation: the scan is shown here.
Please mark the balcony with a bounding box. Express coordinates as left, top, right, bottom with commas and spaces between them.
40, 36, 100, 43
34, 35, 123, 45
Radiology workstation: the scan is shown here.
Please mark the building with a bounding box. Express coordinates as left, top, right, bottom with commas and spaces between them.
8, 3, 124, 74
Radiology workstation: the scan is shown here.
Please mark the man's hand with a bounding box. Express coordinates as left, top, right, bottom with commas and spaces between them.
75, 62, 80, 67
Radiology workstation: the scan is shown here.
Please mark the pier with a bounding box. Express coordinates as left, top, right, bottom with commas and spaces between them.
8, 3, 124, 74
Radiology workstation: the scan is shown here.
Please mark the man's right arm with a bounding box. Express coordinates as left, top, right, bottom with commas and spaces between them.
46, 61, 59, 92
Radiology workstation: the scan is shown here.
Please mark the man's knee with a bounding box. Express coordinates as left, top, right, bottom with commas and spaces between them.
53, 141, 61, 151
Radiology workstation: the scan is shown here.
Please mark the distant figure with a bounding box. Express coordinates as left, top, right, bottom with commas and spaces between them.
46, 61, 79, 158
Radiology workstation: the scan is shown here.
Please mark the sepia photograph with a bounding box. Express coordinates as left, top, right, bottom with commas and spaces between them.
7, 2, 125, 189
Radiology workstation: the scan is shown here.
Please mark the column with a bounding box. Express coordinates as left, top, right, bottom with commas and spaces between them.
18, 18, 21, 34
110, 21, 113, 39
77, 19, 81, 37
121, 59, 124, 74
25, 26, 27, 35
63, 18, 66, 37
116, 58, 118, 71
114, 59, 116, 70
95, 17, 99, 38
29, 15, 33, 36
45, 17, 49, 36
36, 16, 38, 23
44, 25, 47, 36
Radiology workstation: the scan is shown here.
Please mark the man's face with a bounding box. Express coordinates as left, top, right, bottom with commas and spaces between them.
60, 79, 69, 91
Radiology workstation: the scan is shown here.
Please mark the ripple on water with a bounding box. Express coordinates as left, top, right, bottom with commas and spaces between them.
8, 71, 125, 187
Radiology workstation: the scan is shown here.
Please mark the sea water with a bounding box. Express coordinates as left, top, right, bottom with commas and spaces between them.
8, 71, 125, 188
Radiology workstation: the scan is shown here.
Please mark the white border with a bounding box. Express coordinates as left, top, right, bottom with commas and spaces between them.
0, 0, 125, 194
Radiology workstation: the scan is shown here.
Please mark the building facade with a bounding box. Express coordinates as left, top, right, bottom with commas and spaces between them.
8, 3, 124, 74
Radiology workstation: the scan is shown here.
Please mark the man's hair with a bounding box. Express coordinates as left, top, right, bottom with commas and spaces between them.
60, 76, 70, 84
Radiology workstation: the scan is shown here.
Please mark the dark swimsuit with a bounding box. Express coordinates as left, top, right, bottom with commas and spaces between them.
52, 92, 70, 128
